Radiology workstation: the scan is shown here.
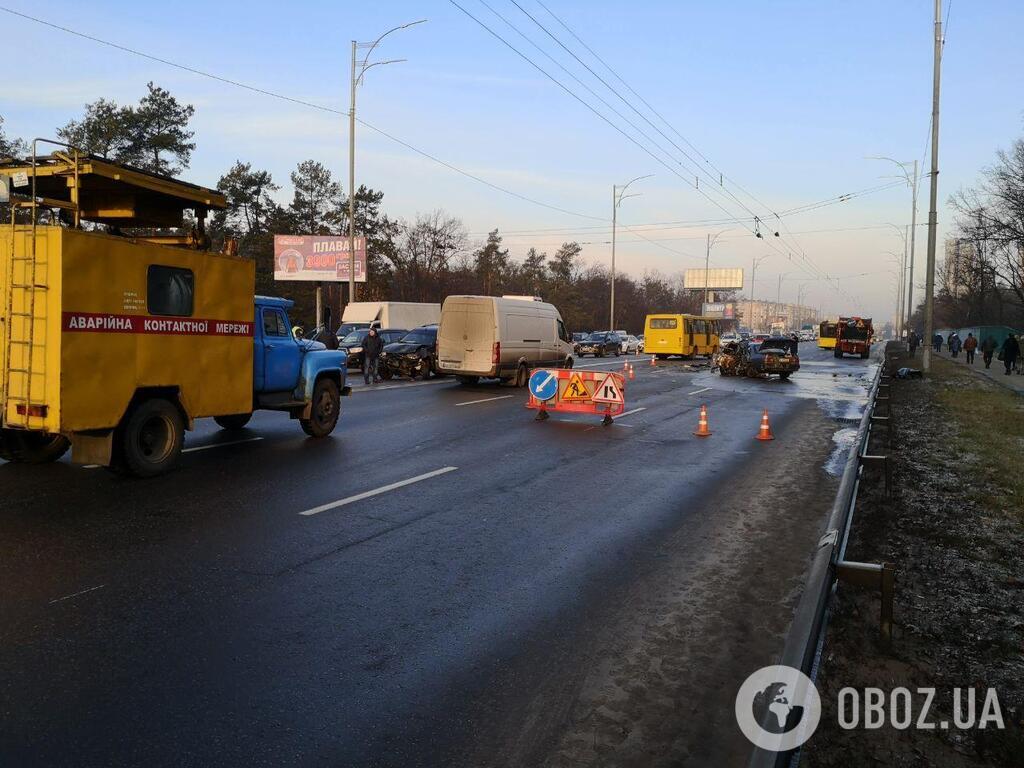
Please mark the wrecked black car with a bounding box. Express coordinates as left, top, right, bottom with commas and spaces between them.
715, 336, 800, 379
379, 325, 441, 380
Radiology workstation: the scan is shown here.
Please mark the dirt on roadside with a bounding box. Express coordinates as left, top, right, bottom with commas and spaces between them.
804, 355, 1024, 768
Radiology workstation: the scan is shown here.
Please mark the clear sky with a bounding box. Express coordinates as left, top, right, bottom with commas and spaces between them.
3, 0, 1022, 322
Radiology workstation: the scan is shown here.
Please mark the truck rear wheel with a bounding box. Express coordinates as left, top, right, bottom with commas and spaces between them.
120, 398, 184, 477
214, 413, 252, 430
0, 430, 70, 463
834, 348, 842, 359
300, 378, 340, 437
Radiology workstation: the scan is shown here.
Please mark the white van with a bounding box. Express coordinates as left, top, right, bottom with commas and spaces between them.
437, 296, 574, 386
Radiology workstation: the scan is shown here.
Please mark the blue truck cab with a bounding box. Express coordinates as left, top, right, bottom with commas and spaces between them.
214, 296, 351, 437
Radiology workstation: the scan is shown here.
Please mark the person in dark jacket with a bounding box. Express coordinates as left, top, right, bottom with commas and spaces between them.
963, 332, 977, 364
363, 327, 384, 385
980, 335, 997, 368
908, 330, 919, 356
1001, 333, 1020, 376
932, 332, 943, 352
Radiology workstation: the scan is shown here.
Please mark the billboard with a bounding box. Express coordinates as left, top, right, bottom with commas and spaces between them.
684, 267, 743, 290
274, 235, 367, 282
702, 302, 738, 319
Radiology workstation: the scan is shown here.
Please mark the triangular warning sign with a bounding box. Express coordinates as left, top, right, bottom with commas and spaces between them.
561, 372, 591, 402
592, 373, 624, 404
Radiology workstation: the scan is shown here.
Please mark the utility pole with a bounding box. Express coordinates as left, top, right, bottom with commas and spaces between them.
349, 39, 358, 310
703, 229, 732, 310
922, 0, 942, 373
750, 255, 767, 332
907, 160, 919, 333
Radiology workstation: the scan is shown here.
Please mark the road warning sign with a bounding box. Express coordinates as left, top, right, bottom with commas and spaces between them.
592, 373, 624, 404
526, 368, 627, 423
561, 372, 591, 402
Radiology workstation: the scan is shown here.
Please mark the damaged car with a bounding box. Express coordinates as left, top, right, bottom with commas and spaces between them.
715, 336, 800, 379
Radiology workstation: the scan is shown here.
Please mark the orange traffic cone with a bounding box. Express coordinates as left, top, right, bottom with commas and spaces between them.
623, 359, 630, 371
755, 409, 774, 441
628, 364, 635, 380
650, 355, 657, 367
693, 404, 712, 437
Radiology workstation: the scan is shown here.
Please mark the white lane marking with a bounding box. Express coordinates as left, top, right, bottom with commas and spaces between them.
183, 436, 264, 454
454, 395, 514, 407
299, 466, 459, 517
613, 407, 647, 420
351, 379, 449, 393
688, 387, 712, 395
49, 584, 105, 604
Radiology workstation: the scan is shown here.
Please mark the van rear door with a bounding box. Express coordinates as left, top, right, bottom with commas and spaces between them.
438, 298, 494, 374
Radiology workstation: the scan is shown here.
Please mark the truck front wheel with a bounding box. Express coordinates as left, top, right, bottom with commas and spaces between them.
214, 413, 252, 430
120, 398, 184, 477
301, 378, 340, 438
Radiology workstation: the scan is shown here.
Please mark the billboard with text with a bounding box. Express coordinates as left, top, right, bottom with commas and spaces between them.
274, 235, 367, 282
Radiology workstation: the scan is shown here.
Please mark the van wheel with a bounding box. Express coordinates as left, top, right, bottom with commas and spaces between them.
214, 413, 252, 430
456, 375, 479, 386
516, 364, 529, 387
563, 356, 574, 369
301, 378, 340, 438
1, 431, 70, 463
120, 398, 184, 477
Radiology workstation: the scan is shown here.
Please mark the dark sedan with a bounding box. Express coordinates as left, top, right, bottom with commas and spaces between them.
575, 331, 620, 358
380, 325, 440, 379
338, 328, 407, 369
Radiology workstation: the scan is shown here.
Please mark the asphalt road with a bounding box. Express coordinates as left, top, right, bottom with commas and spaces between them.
0, 345, 878, 767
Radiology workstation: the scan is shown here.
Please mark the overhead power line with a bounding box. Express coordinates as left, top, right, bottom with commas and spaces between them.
0, 4, 607, 223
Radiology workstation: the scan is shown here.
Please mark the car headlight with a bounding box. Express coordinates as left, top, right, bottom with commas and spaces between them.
349, 346, 363, 354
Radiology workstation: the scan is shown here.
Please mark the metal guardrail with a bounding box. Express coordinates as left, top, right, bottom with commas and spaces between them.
748, 341, 898, 768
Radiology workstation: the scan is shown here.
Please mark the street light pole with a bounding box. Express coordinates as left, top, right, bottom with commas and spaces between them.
703, 229, 732, 307
345, 19, 426, 323
922, 0, 943, 373
610, 175, 652, 329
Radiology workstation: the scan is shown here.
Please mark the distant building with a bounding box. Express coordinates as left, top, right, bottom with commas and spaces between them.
735, 299, 819, 332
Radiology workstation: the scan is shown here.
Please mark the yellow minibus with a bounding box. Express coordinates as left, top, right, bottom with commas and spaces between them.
643, 314, 721, 358
818, 320, 838, 349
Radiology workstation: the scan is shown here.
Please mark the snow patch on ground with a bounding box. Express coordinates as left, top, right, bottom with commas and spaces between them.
824, 427, 859, 476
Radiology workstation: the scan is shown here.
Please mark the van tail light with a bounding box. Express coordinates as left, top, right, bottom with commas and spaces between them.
16, 404, 48, 418
492, 341, 500, 365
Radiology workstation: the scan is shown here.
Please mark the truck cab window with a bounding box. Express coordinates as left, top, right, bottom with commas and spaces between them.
262, 309, 289, 337
147, 265, 194, 316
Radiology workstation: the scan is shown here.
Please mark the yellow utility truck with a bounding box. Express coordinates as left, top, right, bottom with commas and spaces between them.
1, 147, 349, 476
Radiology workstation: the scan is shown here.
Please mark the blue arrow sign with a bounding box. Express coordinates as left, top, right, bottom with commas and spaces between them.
528, 369, 559, 401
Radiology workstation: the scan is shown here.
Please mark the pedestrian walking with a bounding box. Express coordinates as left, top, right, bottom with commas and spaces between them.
933, 332, 943, 352
949, 332, 962, 358
963, 332, 977, 364
908, 330, 919, 356
1000, 333, 1020, 376
980, 334, 997, 369
363, 327, 384, 385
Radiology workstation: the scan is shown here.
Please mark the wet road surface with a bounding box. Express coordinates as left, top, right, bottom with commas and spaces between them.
0, 346, 877, 767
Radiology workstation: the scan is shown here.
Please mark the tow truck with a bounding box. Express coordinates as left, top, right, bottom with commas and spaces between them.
834, 316, 873, 359
1, 143, 349, 476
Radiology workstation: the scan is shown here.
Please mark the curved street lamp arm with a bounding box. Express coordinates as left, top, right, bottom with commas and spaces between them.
359, 19, 427, 77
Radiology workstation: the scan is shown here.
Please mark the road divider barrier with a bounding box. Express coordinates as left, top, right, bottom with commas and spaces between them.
528, 368, 626, 425
755, 409, 775, 441
693, 404, 712, 437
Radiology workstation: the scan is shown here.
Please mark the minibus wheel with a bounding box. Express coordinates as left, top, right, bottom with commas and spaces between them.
121, 398, 184, 477
214, 413, 252, 430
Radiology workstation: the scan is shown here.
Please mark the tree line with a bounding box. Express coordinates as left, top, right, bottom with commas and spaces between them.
2, 84, 716, 333
912, 128, 1024, 332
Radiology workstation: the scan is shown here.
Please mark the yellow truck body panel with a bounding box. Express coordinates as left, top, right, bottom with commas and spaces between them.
2, 225, 254, 436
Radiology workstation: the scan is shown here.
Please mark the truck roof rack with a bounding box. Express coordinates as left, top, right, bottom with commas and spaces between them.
0, 150, 226, 229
